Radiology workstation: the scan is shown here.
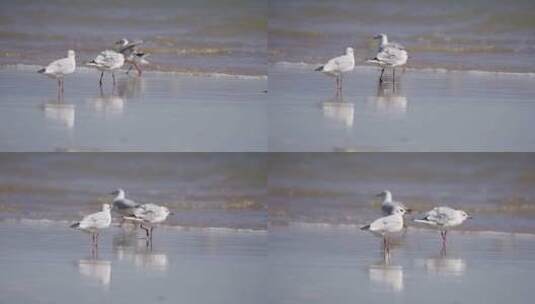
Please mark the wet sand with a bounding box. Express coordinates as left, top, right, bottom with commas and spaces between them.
0, 221, 267, 304
268, 64, 535, 151
269, 224, 535, 304
0, 67, 267, 151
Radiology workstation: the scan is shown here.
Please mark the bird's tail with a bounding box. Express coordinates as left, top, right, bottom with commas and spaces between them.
314, 65, 324, 72
70, 222, 80, 229
360, 224, 370, 231
37, 68, 46, 74
136, 52, 150, 64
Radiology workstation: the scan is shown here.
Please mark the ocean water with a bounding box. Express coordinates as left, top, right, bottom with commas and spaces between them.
0, 0, 267, 76
269, 0, 535, 73
1, 154, 535, 234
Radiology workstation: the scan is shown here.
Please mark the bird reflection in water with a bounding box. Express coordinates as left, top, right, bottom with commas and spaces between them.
367, 79, 408, 117
77, 259, 112, 287
42, 97, 75, 128
368, 260, 404, 292
321, 95, 355, 128
112, 232, 168, 272
423, 255, 466, 277
89, 87, 125, 115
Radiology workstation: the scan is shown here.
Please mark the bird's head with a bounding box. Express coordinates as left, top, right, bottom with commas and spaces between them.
103, 204, 111, 211
115, 38, 128, 47
68, 50, 75, 58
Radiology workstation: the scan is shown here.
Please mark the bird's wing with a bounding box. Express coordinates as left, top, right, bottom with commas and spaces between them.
95, 51, 121, 66
323, 54, 350, 72
46, 57, 71, 74
80, 211, 103, 227
119, 40, 143, 54
376, 47, 405, 65
114, 198, 138, 209
133, 204, 157, 220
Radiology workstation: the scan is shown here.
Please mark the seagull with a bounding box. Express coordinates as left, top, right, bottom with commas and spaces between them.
414, 206, 472, 250
315, 47, 355, 96
361, 206, 408, 256
376, 190, 412, 215
110, 188, 140, 218
86, 50, 125, 87
114, 38, 149, 76
367, 34, 408, 83
70, 204, 112, 249
37, 50, 76, 99
124, 203, 172, 244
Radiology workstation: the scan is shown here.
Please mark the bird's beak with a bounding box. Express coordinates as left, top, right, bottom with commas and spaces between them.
406, 209, 413, 214
467, 215, 473, 219
373, 35, 381, 40
169, 212, 175, 215
375, 193, 383, 197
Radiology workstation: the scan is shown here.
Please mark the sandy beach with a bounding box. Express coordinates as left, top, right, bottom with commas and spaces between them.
0, 67, 267, 151
268, 64, 535, 151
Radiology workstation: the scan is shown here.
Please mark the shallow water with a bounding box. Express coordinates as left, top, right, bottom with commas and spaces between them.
268, 64, 535, 151
0, 222, 267, 304
268, 224, 535, 304
0, 67, 267, 151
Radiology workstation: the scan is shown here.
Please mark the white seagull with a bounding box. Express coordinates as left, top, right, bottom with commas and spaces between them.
367, 34, 408, 83
110, 188, 140, 217
114, 38, 149, 76
38, 50, 76, 98
86, 50, 125, 87
361, 206, 408, 255
414, 206, 472, 249
376, 190, 412, 215
70, 204, 112, 248
315, 47, 355, 96
125, 203, 172, 244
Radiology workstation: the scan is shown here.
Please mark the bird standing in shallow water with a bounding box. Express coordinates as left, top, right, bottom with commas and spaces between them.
87, 50, 125, 87
70, 204, 112, 255
361, 206, 408, 259
38, 50, 76, 99
414, 206, 472, 253
315, 47, 355, 97
367, 34, 407, 84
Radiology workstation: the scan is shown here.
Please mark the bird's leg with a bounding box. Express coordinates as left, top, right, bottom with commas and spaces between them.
379, 68, 385, 83
61, 78, 64, 95
126, 65, 133, 75
112, 72, 116, 87
95, 232, 99, 249
340, 74, 344, 95
134, 62, 142, 77
99, 72, 104, 87
393, 68, 396, 85
57, 79, 61, 100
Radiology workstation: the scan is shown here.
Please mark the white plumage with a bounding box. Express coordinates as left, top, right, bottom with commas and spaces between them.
87, 50, 125, 87
123, 202, 172, 245
368, 34, 408, 83
414, 206, 470, 228
133, 203, 171, 225
70, 204, 112, 249
38, 50, 76, 98
414, 206, 472, 250
315, 47, 355, 95
361, 206, 408, 255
